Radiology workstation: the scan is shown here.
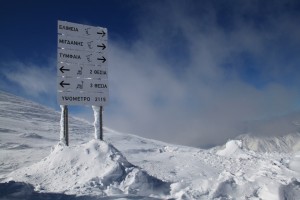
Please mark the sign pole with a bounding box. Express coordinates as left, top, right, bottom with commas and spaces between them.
64, 105, 69, 146
100, 106, 103, 140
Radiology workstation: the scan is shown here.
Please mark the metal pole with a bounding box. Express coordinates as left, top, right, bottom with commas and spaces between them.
100, 106, 103, 140
64, 105, 69, 146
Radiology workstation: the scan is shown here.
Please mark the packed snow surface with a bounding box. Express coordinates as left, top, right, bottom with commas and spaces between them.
1, 91, 300, 199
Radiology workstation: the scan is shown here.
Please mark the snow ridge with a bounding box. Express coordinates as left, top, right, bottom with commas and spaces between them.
236, 133, 300, 153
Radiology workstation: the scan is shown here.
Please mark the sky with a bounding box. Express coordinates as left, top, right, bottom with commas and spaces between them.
1, 0, 300, 148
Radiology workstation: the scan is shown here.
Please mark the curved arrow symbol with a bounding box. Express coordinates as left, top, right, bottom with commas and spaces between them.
97, 56, 106, 63
97, 43, 106, 50
59, 66, 70, 73
60, 81, 70, 88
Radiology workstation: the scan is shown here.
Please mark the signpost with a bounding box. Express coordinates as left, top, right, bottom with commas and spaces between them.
57, 20, 109, 145
58, 21, 107, 40
57, 48, 107, 65
57, 63, 108, 79
58, 35, 107, 51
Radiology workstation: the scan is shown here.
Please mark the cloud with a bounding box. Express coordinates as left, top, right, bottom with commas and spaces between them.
0, 61, 57, 106
1, 1, 299, 148
104, 1, 300, 147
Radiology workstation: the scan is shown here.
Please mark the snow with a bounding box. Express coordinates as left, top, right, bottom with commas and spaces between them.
5, 139, 169, 198
289, 151, 300, 173
60, 105, 65, 144
216, 140, 251, 159
236, 133, 300, 153
1, 90, 300, 199
92, 105, 100, 140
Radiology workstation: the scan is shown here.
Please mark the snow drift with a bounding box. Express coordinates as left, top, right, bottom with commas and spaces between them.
216, 140, 251, 159
5, 140, 170, 198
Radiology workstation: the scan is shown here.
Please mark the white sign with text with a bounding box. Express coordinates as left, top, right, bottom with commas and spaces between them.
57, 20, 109, 106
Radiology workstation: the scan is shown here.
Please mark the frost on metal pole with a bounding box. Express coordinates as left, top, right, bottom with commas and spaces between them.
60, 105, 69, 146
92, 106, 103, 140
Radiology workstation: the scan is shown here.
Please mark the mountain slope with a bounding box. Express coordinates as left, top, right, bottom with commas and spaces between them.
0, 90, 300, 199
0, 91, 94, 176
236, 133, 300, 153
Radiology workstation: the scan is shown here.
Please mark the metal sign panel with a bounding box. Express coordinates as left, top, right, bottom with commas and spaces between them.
57, 48, 107, 65
58, 35, 107, 52
58, 20, 107, 40
57, 20, 109, 106
57, 91, 108, 106
57, 77, 108, 93
57, 62, 108, 79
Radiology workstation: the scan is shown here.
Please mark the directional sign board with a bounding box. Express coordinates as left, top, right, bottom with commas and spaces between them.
57, 63, 108, 79
57, 48, 107, 65
57, 77, 108, 93
58, 21, 107, 40
57, 20, 108, 106
58, 35, 107, 52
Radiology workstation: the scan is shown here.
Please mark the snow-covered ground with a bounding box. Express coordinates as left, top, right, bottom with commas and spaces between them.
0, 90, 300, 199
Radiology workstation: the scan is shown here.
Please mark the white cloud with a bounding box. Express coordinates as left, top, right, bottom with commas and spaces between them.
1, 61, 57, 106
105, 39, 296, 147
1, 1, 300, 148
103, 1, 300, 147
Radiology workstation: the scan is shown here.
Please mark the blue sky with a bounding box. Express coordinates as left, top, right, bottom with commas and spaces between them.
1, 0, 300, 147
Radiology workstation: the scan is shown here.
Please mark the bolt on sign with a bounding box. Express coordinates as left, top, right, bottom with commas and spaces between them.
57, 20, 108, 106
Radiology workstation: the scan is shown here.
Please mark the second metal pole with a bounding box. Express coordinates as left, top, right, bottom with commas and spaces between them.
63, 105, 69, 146
100, 106, 103, 140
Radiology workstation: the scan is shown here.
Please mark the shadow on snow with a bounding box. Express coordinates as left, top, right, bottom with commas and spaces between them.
0, 181, 163, 200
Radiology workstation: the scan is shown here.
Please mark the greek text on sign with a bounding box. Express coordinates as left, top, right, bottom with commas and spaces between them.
58, 35, 107, 52
58, 77, 108, 93
57, 63, 108, 79
58, 48, 107, 65
57, 20, 109, 106
58, 20, 107, 40
57, 91, 108, 106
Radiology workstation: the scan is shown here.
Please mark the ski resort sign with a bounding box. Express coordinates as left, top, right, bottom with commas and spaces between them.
57, 20, 108, 106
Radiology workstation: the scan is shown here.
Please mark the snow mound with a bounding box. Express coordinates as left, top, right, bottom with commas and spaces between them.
216, 140, 251, 159
5, 140, 170, 198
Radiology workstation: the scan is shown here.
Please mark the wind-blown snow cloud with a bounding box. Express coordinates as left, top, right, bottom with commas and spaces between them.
1, 1, 299, 147
0, 61, 57, 107
105, 1, 300, 147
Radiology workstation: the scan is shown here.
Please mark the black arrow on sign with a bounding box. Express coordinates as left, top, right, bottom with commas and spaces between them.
60, 81, 70, 88
59, 66, 70, 73
97, 30, 106, 37
97, 56, 106, 63
97, 43, 106, 50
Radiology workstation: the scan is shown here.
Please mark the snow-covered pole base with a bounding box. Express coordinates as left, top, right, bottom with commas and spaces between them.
92, 106, 103, 140
59, 105, 69, 146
